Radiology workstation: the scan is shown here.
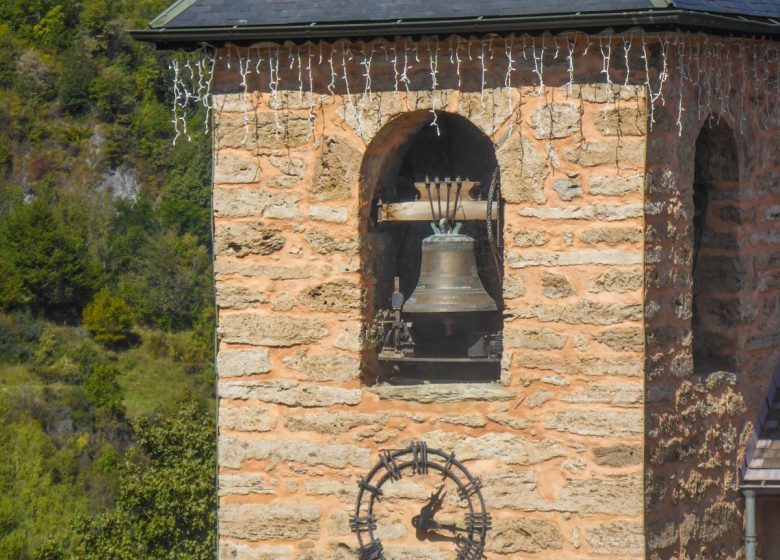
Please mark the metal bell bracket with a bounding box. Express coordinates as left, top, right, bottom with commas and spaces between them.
376, 178, 498, 223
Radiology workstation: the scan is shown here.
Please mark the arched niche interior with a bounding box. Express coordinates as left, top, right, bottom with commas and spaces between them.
359, 112, 503, 385
691, 117, 743, 375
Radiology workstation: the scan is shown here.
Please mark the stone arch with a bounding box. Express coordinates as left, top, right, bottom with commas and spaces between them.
358, 110, 503, 384
691, 116, 745, 374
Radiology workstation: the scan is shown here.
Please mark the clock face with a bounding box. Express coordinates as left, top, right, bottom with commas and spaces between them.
350, 442, 491, 559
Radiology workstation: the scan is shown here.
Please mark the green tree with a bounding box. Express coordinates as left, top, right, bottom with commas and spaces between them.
70, 403, 216, 560
83, 289, 133, 347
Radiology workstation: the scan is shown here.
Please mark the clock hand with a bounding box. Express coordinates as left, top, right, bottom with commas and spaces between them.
419, 520, 469, 533
412, 485, 446, 529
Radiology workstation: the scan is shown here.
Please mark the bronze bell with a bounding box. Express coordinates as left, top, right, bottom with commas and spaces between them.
403, 231, 497, 314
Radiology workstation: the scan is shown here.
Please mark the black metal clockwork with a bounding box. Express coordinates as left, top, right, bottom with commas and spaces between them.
350, 442, 491, 559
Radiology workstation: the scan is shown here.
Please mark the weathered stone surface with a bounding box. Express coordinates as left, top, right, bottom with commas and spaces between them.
589, 174, 644, 196
563, 140, 645, 166
487, 517, 563, 553
508, 301, 642, 325
285, 412, 388, 434
480, 471, 540, 508
305, 228, 359, 254
504, 328, 567, 349
217, 349, 271, 377
594, 106, 648, 136
213, 154, 260, 184
283, 352, 360, 382
436, 414, 487, 428
308, 205, 348, 223
595, 327, 644, 351
312, 136, 360, 200
215, 260, 313, 279
214, 222, 285, 257
524, 204, 643, 224
532, 104, 581, 139
542, 272, 575, 298
216, 284, 269, 310
513, 229, 550, 247
370, 383, 515, 403
220, 407, 277, 432
425, 430, 566, 464
220, 315, 328, 347
304, 480, 358, 502
213, 188, 300, 219
498, 136, 548, 204
458, 88, 516, 136
544, 410, 643, 437
526, 389, 554, 408
586, 522, 644, 554
587, 269, 643, 293
516, 353, 642, 376
219, 435, 370, 469
553, 177, 582, 201
578, 84, 642, 103
594, 444, 642, 467
555, 476, 642, 514
269, 155, 305, 177
487, 414, 534, 430
219, 541, 290, 560
580, 227, 643, 245
218, 380, 362, 407
507, 249, 640, 268
503, 275, 527, 298
215, 113, 311, 149
561, 383, 643, 408
220, 503, 320, 541
383, 548, 449, 560
219, 473, 275, 496
298, 280, 361, 312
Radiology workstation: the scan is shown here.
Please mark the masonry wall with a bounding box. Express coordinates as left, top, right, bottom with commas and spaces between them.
211, 38, 647, 559
643, 37, 780, 560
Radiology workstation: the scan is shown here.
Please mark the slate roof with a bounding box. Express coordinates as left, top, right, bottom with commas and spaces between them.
742, 367, 780, 487
133, 0, 780, 45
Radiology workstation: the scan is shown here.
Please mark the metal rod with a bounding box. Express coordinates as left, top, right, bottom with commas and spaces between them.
426, 183, 436, 222
435, 180, 442, 222
744, 489, 757, 560
445, 179, 451, 231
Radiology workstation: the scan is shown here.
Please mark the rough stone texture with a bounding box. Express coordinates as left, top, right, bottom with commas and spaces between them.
561, 384, 643, 407
545, 410, 643, 437
213, 153, 260, 184
586, 522, 644, 554
215, 112, 312, 150
508, 302, 642, 325
370, 383, 515, 403
504, 328, 567, 349
487, 517, 563, 553
503, 275, 527, 298
219, 435, 370, 469
532, 103, 581, 139
507, 249, 640, 268
282, 352, 360, 382
213, 188, 299, 219
594, 444, 642, 467
563, 140, 645, 167
580, 226, 643, 245
285, 411, 388, 434
516, 353, 643, 376
216, 284, 269, 310
518, 203, 643, 221
594, 327, 644, 351
221, 407, 277, 431
312, 136, 361, 200
589, 174, 644, 197
298, 280, 361, 312
425, 430, 567, 465
594, 106, 648, 136
220, 315, 328, 347
304, 228, 359, 254
513, 229, 550, 247
308, 205, 348, 223
497, 135, 549, 203
219, 473, 275, 496
214, 222, 285, 257
219, 542, 289, 560
220, 503, 320, 541
217, 350, 271, 377
553, 177, 583, 201
219, 380, 362, 407
588, 269, 643, 293
542, 272, 575, 298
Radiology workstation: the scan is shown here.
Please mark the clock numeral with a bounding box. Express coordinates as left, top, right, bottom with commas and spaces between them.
464, 511, 492, 533
379, 450, 402, 481
350, 514, 377, 533
457, 478, 482, 501
411, 441, 428, 474
456, 536, 483, 560
358, 477, 383, 499
359, 539, 385, 560
444, 451, 456, 472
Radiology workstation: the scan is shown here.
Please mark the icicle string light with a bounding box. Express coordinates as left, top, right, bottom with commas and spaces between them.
169, 34, 780, 144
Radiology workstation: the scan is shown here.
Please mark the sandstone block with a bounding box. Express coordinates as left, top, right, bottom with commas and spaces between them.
285, 412, 388, 434
425, 430, 566, 465
215, 113, 311, 149
217, 349, 271, 377
213, 154, 260, 184
498, 136, 548, 204
553, 177, 582, 201
486, 414, 534, 430
589, 174, 644, 196
516, 353, 642, 376
283, 352, 360, 382
587, 269, 643, 293
219, 542, 290, 560
214, 222, 285, 257
333, 323, 362, 352
593, 444, 642, 467
595, 327, 644, 351
504, 328, 567, 349
213, 188, 300, 219
578, 84, 642, 103
304, 480, 358, 501
220, 503, 320, 541
507, 249, 640, 268
580, 226, 642, 245
563, 140, 645, 166
586, 521, 644, 554
542, 272, 575, 298
436, 414, 487, 428
215, 260, 313, 280
503, 275, 527, 298
526, 389, 554, 408
220, 407, 277, 432
561, 383, 643, 408
480, 471, 541, 509
219, 435, 370, 469
218, 380, 362, 407
298, 280, 361, 312
216, 284, 269, 310
312, 136, 361, 200
218, 473, 275, 496
488, 517, 563, 553
308, 205, 348, 223
269, 155, 305, 177
513, 229, 550, 247
508, 301, 642, 325
532, 104, 581, 139
370, 383, 515, 403
459, 88, 516, 136
518, 203, 642, 221
305, 228, 359, 254
220, 315, 328, 347
544, 410, 643, 437
595, 106, 648, 136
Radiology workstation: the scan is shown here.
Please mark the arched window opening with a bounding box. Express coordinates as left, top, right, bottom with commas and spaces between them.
360, 112, 503, 385
692, 118, 741, 375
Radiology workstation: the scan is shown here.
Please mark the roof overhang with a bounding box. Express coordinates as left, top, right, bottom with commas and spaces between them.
130, 9, 780, 49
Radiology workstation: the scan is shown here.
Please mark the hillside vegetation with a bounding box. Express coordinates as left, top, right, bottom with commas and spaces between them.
0, 1, 216, 558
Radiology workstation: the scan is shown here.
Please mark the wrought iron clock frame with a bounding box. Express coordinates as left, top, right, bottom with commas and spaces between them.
350, 442, 491, 560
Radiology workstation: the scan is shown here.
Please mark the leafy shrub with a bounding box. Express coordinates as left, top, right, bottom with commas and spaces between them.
0, 312, 42, 363
83, 289, 133, 347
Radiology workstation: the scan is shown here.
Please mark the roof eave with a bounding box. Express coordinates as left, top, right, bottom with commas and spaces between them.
130, 10, 780, 48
